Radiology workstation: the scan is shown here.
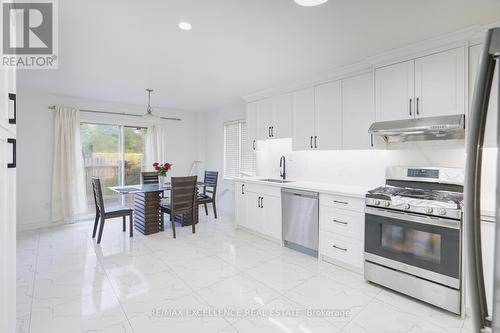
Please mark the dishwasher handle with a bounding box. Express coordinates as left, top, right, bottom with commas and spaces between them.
281, 188, 319, 199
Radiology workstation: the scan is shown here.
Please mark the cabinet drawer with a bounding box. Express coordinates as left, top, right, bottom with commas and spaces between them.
320, 207, 364, 240
245, 182, 281, 197
320, 193, 364, 212
320, 231, 363, 269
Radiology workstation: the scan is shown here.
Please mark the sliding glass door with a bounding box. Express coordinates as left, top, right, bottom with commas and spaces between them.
81, 123, 147, 211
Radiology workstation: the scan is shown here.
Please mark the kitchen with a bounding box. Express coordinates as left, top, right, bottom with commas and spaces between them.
4, 1, 500, 332
233, 21, 498, 329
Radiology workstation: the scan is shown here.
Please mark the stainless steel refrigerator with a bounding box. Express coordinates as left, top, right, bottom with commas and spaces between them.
466, 27, 500, 332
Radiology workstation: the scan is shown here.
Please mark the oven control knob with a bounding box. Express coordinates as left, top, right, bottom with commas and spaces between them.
425, 207, 434, 214
403, 204, 411, 210
438, 208, 447, 216
373, 200, 381, 206
383, 201, 390, 208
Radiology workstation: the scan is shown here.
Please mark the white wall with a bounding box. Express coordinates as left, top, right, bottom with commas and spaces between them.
17, 90, 201, 231
199, 100, 246, 216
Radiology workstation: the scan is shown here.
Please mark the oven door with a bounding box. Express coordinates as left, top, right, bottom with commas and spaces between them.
365, 207, 461, 289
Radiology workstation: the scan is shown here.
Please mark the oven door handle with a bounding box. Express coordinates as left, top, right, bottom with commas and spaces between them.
365, 207, 460, 230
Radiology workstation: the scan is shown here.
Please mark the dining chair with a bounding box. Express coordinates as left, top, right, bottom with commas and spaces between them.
91, 178, 134, 244
160, 176, 198, 238
141, 171, 159, 184
197, 171, 218, 219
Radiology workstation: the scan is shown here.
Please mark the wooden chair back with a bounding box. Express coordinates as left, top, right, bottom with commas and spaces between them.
91, 178, 106, 214
170, 176, 198, 214
141, 171, 159, 184
203, 171, 218, 198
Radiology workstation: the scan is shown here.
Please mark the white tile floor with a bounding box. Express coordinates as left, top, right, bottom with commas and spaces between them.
17, 212, 472, 333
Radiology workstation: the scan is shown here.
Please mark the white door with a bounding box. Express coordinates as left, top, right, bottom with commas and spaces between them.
235, 182, 247, 228
375, 60, 415, 121
0, 127, 15, 333
257, 98, 274, 140
261, 195, 282, 240
469, 44, 498, 148
314, 80, 342, 150
414, 47, 465, 118
271, 93, 292, 139
292, 87, 315, 151
246, 102, 259, 151
245, 191, 263, 232
342, 73, 375, 149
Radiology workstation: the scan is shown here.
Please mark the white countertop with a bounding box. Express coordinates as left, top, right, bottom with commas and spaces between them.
235, 177, 371, 198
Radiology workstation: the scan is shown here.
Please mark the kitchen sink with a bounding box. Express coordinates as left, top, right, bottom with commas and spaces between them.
258, 178, 294, 184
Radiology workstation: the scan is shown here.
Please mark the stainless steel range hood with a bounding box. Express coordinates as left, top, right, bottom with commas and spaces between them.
368, 114, 465, 142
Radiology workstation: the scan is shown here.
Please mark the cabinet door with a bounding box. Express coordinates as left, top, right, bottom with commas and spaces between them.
261, 195, 282, 240
0, 127, 15, 333
245, 191, 263, 232
342, 73, 375, 149
414, 47, 465, 118
235, 183, 247, 228
271, 93, 292, 139
292, 87, 315, 151
469, 44, 498, 148
246, 102, 259, 151
314, 80, 342, 150
375, 60, 415, 121
257, 98, 274, 140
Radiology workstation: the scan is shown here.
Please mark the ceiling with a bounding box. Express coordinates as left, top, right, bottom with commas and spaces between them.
18, 0, 500, 112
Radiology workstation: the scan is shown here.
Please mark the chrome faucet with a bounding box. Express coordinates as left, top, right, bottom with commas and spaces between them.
280, 155, 286, 180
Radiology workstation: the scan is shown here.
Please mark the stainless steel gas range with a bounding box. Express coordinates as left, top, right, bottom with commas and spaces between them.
364, 166, 464, 314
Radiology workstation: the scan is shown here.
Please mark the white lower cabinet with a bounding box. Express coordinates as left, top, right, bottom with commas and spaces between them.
319, 194, 365, 272
235, 182, 247, 228
235, 182, 282, 241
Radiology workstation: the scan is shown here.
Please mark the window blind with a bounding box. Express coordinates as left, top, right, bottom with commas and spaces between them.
223, 120, 255, 179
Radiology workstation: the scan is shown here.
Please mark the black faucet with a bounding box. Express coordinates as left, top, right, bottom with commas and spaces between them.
280, 155, 286, 180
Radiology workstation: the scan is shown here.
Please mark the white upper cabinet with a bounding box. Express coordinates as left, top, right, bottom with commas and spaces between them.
315, 80, 342, 150
0, 68, 16, 134
292, 87, 316, 150
414, 47, 465, 118
375, 60, 415, 121
256, 98, 274, 140
246, 101, 258, 151
469, 44, 498, 148
342, 73, 375, 149
375, 47, 465, 122
271, 93, 292, 139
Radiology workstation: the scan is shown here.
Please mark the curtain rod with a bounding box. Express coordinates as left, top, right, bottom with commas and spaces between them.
47, 105, 182, 121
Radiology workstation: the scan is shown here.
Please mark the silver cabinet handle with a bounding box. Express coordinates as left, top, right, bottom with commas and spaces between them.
271, 126, 274, 137
260, 197, 263, 208
332, 219, 348, 225
310, 136, 313, 149
416, 97, 420, 115
253, 140, 256, 150
332, 245, 347, 252
241, 184, 244, 195
409, 98, 413, 116
333, 200, 348, 205
314, 136, 317, 149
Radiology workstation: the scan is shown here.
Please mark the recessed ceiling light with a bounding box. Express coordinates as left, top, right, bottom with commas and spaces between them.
294, 0, 328, 6
178, 21, 192, 31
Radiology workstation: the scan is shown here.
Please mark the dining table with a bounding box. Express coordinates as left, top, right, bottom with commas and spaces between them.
110, 181, 207, 235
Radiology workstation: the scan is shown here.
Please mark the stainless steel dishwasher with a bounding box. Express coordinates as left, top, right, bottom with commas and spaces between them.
281, 188, 319, 257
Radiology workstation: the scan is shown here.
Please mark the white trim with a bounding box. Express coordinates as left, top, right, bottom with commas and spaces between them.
242, 21, 500, 103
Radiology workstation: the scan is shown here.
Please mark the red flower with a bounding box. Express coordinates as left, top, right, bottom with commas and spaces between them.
153, 162, 159, 167
164, 163, 172, 170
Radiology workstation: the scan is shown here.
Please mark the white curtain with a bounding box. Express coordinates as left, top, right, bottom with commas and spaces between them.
51, 106, 87, 222
144, 124, 161, 171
